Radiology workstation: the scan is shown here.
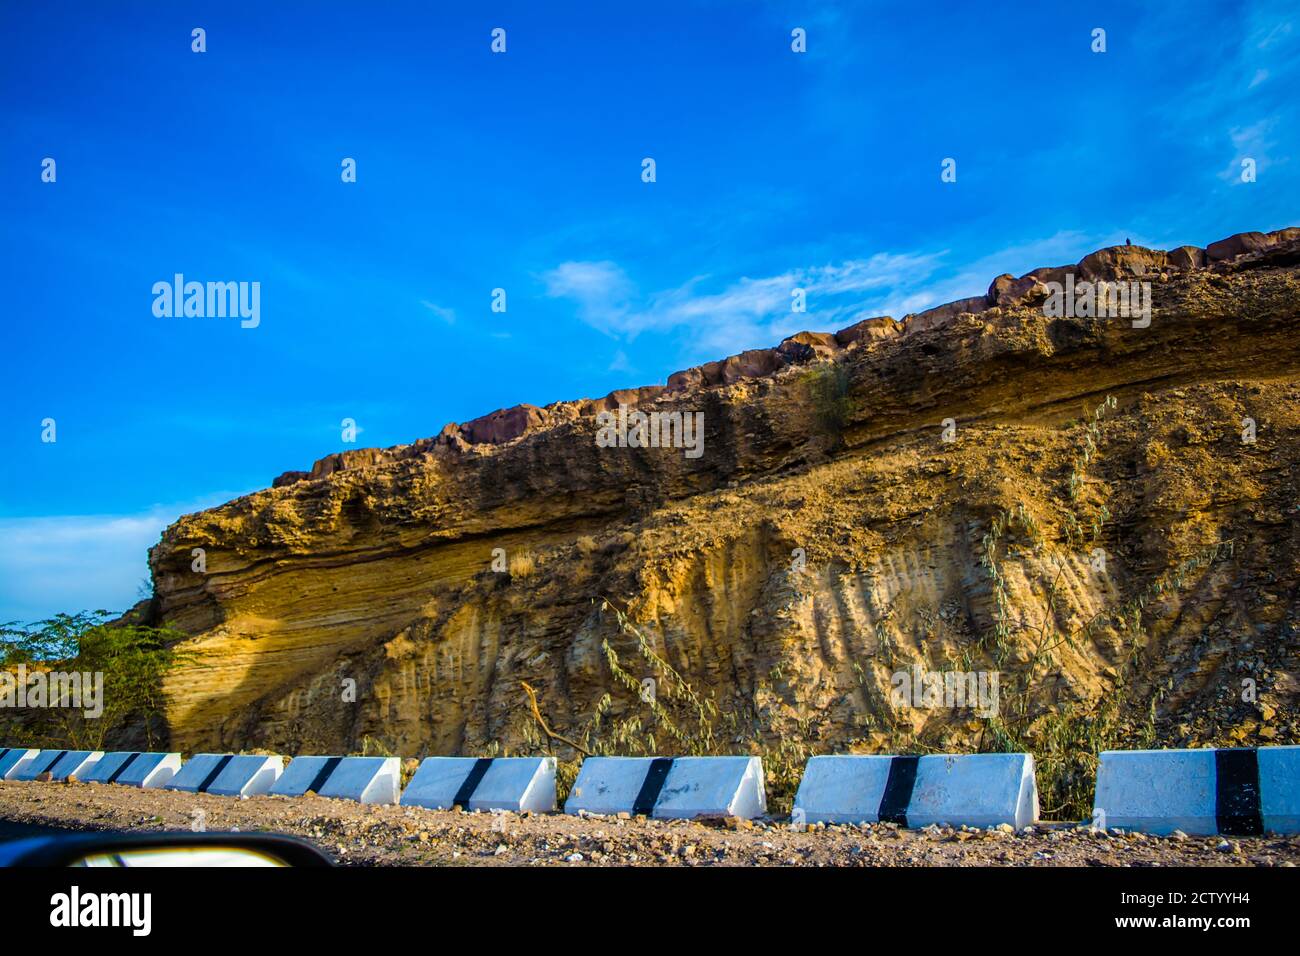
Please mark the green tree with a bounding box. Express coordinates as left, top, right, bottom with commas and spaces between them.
0, 611, 192, 751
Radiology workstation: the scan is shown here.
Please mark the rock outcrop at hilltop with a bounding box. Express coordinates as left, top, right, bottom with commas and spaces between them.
269, 226, 1300, 484
136, 228, 1300, 764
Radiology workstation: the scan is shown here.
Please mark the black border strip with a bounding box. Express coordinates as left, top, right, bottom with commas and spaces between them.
107, 752, 143, 784
631, 758, 674, 816
305, 756, 344, 794
196, 754, 235, 793
452, 758, 494, 809
1215, 747, 1264, 836
877, 755, 921, 826
40, 750, 69, 777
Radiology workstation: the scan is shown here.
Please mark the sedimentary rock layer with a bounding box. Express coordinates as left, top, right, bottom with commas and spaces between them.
137, 229, 1300, 758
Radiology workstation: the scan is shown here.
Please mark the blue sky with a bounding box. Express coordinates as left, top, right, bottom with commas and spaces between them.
1, 0, 1296, 622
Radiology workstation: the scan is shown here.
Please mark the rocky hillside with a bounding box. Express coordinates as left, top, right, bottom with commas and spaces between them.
136, 228, 1300, 780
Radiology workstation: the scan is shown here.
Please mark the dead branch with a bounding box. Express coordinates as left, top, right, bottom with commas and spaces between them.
520, 681, 591, 757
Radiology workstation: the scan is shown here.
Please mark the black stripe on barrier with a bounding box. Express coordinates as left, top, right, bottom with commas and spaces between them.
632, 758, 675, 816
452, 758, 494, 809
305, 757, 344, 795
878, 755, 921, 826
41, 750, 69, 776
1215, 747, 1264, 836
0, 749, 8, 763
197, 754, 236, 793
107, 752, 143, 784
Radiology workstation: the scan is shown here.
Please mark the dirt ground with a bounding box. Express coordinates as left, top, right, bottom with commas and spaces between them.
1, 780, 1298, 867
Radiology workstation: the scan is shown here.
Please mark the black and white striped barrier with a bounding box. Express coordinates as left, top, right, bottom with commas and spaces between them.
793, 753, 1039, 828
0, 748, 40, 780
80, 752, 182, 788
164, 754, 283, 797
269, 756, 401, 804
564, 756, 766, 819
10, 750, 103, 782
1093, 746, 1300, 835
400, 757, 556, 812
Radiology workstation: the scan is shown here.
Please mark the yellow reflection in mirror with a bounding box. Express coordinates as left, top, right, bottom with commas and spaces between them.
72, 847, 289, 867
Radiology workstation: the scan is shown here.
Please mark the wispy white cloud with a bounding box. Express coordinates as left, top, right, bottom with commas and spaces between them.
420, 300, 456, 324
542, 251, 945, 358
539, 227, 1142, 363
1148, 1, 1296, 187
539, 261, 636, 331
1220, 119, 1276, 183
0, 494, 248, 624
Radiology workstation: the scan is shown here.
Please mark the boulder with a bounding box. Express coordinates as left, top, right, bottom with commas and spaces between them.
777, 331, 841, 362
717, 348, 788, 384
665, 365, 706, 392
904, 296, 989, 334
1166, 245, 1207, 270
598, 385, 665, 411
986, 274, 1048, 309
460, 404, 546, 444
833, 316, 899, 347
309, 447, 393, 480
1077, 245, 1168, 281
272, 470, 310, 488
1023, 264, 1075, 287
1206, 231, 1273, 261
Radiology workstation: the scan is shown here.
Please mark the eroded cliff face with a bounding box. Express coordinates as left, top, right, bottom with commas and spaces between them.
140, 230, 1300, 759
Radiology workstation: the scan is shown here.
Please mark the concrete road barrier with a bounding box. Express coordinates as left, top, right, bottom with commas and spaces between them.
565, 756, 766, 819
165, 754, 282, 796
0, 749, 40, 780
49, 751, 104, 781
12, 750, 104, 782
81, 752, 182, 788
270, 756, 401, 804
400, 757, 556, 812
793, 753, 1039, 829
1094, 746, 1300, 835
11, 750, 70, 781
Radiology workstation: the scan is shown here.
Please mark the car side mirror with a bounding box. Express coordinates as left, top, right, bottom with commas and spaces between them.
0, 831, 334, 867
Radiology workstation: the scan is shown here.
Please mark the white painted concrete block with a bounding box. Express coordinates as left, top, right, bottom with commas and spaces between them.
164, 753, 283, 796
400, 757, 556, 812
1094, 749, 1214, 835
12, 750, 69, 780
793, 753, 1038, 829
12, 750, 103, 781
565, 756, 766, 819
81, 752, 135, 783
0, 748, 40, 780
164, 754, 227, 792
271, 756, 401, 804
1259, 745, 1300, 834
49, 751, 104, 781
205, 755, 283, 797
1094, 746, 1299, 836
81, 752, 181, 788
